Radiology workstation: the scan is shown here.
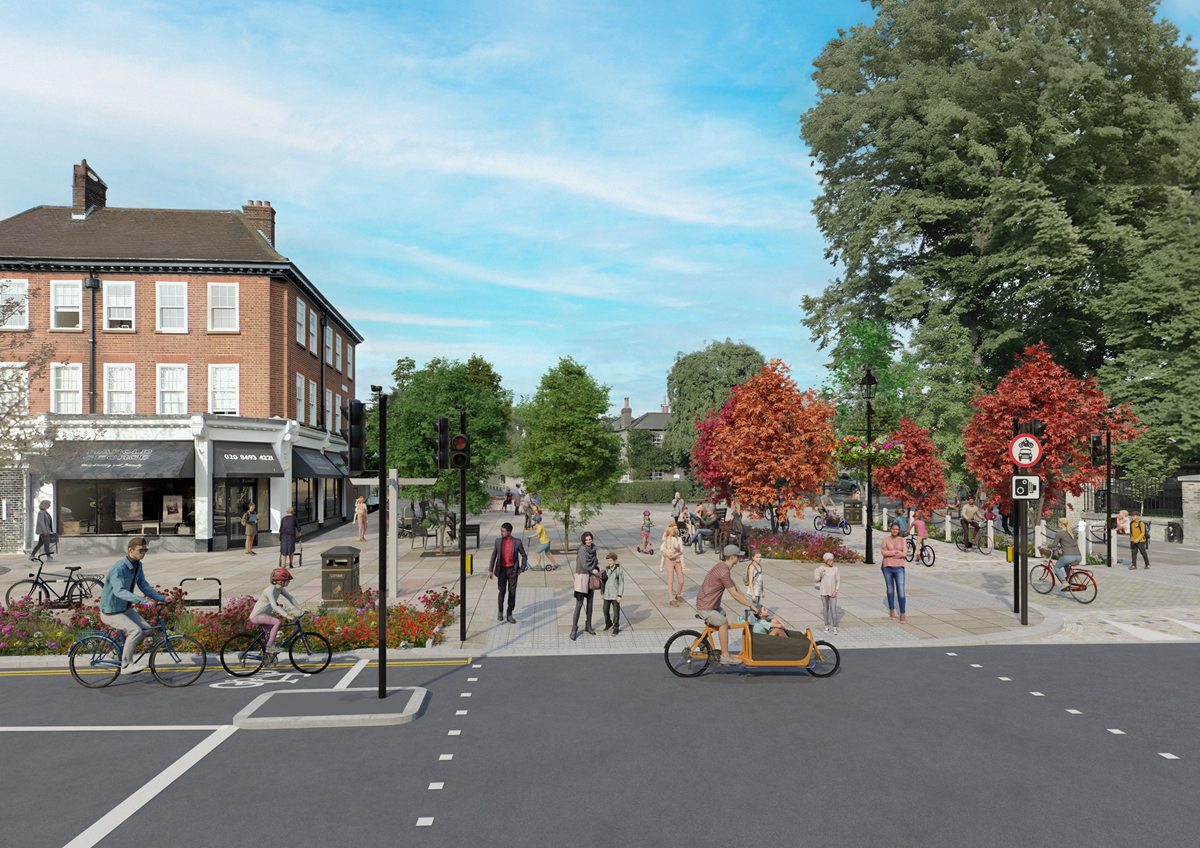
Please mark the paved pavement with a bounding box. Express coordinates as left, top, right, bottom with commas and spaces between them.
4, 503, 1200, 660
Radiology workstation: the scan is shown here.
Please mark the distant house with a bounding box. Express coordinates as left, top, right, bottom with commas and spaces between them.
610, 397, 686, 483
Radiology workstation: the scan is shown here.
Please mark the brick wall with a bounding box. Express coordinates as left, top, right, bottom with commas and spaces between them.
282, 284, 357, 433
0, 468, 26, 553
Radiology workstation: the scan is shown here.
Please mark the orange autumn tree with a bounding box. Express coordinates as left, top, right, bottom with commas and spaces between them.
692, 359, 837, 522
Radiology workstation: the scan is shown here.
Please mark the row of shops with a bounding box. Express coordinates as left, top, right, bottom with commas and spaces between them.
14, 413, 363, 554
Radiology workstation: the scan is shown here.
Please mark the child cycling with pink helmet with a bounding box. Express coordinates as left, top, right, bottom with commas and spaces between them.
249, 567, 304, 662
638, 510, 655, 554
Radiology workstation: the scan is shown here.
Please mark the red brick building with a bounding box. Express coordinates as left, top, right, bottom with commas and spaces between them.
0, 160, 365, 553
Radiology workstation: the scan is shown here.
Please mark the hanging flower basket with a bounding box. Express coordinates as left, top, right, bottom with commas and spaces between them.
832, 435, 904, 470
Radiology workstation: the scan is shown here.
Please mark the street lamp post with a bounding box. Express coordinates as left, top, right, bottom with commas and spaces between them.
860, 367, 878, 565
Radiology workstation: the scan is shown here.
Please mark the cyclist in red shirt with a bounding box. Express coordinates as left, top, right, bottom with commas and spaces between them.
695, 545, 763, 666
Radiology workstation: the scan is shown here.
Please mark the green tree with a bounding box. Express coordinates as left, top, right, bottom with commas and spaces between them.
625, 429, 672, 480
386, 357, 511, 552
517, 358, 623, 551
1113, 430, 1177, 513
663, 339, 765, 469
822, 318, 916, 436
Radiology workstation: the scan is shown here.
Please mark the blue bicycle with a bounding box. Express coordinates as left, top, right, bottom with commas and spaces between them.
68, 606, 207, 688
219, 612, 332, 676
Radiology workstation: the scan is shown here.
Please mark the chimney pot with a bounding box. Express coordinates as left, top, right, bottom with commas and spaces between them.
242, 200, 277, 247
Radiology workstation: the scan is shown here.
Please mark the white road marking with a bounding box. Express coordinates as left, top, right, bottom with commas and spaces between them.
1160, 753, 1179, 760
1066, 709, 1082, 715
448, 730, 461, 736
1030, 692, 1045, 697
333, 658, 369, 690
998, 677, 1011, 681
63, 725, 237, 848
1102, 620, 1187, 642
439, 754, 453, 761
461, 692, 472, 697
970, 664, 982, 668
416, 817, 434, 827
472, 663, 482, 668
456, 710, 468, 715
1164, 617, 1200, 635
429, 782, 445, 789
946, 653, 957, 656
468, 677, 478, 682
1108, 729, 1125, 735
0, 726, 222, 732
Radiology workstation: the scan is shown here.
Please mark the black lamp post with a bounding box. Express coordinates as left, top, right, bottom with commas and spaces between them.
860, 366, 879, 565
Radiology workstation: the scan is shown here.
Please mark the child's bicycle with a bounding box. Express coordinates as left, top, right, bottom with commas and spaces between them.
68, 606, 208, 688
813, 511, 852, 536
906, 536, 935, 567
219, 612, 332, 676
1029, 551, 1097, 604
663, 615, 840, 678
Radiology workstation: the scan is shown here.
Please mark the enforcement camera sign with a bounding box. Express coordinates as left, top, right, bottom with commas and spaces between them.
1011, 475, 1041, 500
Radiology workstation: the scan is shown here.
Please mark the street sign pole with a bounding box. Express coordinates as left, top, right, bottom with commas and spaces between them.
1012, 418, 1020, 616
377, 391, 387, 698
458, 407, 468, 645
1106, 428, 1113, 567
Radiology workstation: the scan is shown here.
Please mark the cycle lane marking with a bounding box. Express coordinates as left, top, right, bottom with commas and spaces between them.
63, 724, 238, 848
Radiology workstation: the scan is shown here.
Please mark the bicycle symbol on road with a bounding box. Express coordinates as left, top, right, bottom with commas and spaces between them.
210, 671, 305, 689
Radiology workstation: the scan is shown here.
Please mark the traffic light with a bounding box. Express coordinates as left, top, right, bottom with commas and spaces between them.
430, 415, 449, 471
1090, 433, 1107, 468
342, 399, 365, 472
449, 433, 471, 470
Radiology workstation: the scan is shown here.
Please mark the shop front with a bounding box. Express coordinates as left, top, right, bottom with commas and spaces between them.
292, 447, 348, 529
210, 441, 284, 551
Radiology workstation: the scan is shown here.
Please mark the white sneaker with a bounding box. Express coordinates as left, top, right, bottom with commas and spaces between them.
823, 626, 829, 633
832, 627, 838, 635
719, 654, 743, 666
119, 661, 146, 675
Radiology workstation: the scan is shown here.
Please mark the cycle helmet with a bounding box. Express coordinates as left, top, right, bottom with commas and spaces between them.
271, 567, 294, 583
643, 510, 651, 516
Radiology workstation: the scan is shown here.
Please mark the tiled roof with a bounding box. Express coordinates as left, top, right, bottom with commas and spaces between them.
0, 205, 287, 262
612, 411, 672, 432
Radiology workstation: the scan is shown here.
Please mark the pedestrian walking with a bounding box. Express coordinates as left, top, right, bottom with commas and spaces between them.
571, 531, 601, 640
814, 552, 841, 634
488, 522, 528, 624
601, 551, 624, 636
638, 510, 654, 553
503, 488, 513, 513
999, 502, 1012, 535
100, 537, 168, 675
743, 550, 765, 608
242, 502, 259, 555
354, 496, 369, 541
31, 500, 55, 561
522, 492, 534, 529
881, 523, 907, 623
279, 507, 300, 568
660, 523, 686, 605
1128, 510, 1150, 570
670, 491, 685, 522
525, 515, 559, 570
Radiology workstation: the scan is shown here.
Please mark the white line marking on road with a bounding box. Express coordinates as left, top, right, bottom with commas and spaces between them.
1102, 620, 1187, 642
448, 730, 461, 736
0, 725, 222, 732
946, 653, 957, 656
416, 817, 434, 827
1066, 710, 1082, 715
1164, 617, 1200, 635
439, 754, 453, 761
334, 658, 369, 690
63, 725, 237, 848
472, 663, 482, 668
429, 782, 445, 789
998, 677, 1011, 681
1108, 729, 1125, 735
468, 677, 478, 681
456, 710, 468, 715
460, 692, 472, 697
970, 664, 982, 668
1030, 692, 1045, 697
1160, 753, 1179, 760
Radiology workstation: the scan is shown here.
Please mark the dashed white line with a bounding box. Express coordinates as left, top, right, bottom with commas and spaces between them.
448, 730, 461, 736
946, 652, 958, 656
456, 710, 468, 715
468, 677, 478, 682
439, 754, 453, 761
460, 692, 472, 698
429, 782, 445, 790
1030, 692, 1045, 697
1066, 709, 1082, 715
970, 664, 982, 668
416, 817, 434, 827
1108, 729, 1125, 735
998, 677, 1011, 682
472, 664, 482, 668
1160, 753, 1180, 760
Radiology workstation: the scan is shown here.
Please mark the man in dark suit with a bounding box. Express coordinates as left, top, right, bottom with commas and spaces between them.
488, 522, 528, 624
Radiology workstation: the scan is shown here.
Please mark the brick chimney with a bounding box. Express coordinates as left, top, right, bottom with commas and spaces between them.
242, 200, 276, 247
621, 397, 633, 429
661, 398, 670, 414
72, 159, 107, 219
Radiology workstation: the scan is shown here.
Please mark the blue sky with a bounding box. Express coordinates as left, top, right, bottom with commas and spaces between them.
2, 1, 1197, 416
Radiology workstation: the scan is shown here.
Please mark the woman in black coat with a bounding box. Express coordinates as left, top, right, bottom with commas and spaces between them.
279, 507, 300, 568
571, 531, 601, 640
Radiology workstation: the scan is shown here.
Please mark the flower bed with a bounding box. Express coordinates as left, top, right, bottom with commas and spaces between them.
0, 584, 459, 656
745, 528, 861, 562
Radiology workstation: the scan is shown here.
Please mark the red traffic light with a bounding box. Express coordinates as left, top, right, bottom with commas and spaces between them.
451, 435, 468, 451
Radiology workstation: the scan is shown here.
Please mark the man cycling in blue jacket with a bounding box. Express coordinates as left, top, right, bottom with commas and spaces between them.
100, 537, 168, 675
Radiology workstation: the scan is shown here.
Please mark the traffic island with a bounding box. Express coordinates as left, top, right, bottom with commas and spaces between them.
233, 686, 427, 730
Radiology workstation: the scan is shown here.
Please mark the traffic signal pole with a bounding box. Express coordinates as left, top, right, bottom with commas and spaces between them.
459, 408, 468, 644
377, 391, 387, 698
1106, 428, 1113, 567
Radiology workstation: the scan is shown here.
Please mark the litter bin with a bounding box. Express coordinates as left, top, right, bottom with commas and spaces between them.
321, 545, 361, 603
843, 503, 863, 525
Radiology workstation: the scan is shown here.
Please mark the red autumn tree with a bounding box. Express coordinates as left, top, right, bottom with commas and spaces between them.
691, 359, 837, 521
875, 418, 949, 515
963, 343, 1140, 518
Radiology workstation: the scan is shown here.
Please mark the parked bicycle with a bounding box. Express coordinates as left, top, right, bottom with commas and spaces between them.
68, 605, 207, 688
813, 512, 852, 536
220, 612, 332, 676
952, 523, 992, 555
6, 555, 104, 608
906, 536, 935, 567
1029, 553, 1097, 603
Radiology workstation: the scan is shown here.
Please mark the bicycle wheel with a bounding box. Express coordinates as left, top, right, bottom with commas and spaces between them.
68, 577, 104, 605
664, 629, 712, 678
220, 633, 264, 677
1030, 564, 1055, 595
905, 539, 915, 563
1068, 571, 1097, 604
289, 631, 332, 674
920, 544, 936, 567
807, 640, 841, 678
5, 580, 47, 607
975, 534, 992, 555
953, 531, 967, 553
69, 636, 121, 688
149, 635, 206, 687
813, 516, 823, 532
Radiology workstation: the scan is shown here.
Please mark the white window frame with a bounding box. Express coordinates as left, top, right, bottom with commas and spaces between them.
50, 363, 83, 413
324, 388, 333, 432
155, 281, 188, 333
50, 279, 83, 330
334, 393, 341, 432
0, 279, 29, 330
324, 326, 333, 365
102, 280, 136, 331
307, 379, 317, 426
308, 312, 318, 352
296, 372, 305, 421
0, 362, 30, 416
346, 345, 353, 382
295, 299, 306, 345
207, 282, 239, 332
103, 363, 136, 414
208, 364, 239, 415
156, 364, 188, 414
335, 333, 343, 372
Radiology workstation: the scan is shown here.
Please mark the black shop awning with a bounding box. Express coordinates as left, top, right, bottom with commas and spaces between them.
35, 441, 196, 479
212, 442, 284, 478
292, 447, 345, 479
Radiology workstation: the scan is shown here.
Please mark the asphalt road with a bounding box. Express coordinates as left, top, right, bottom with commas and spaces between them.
2, 645, 1198, 848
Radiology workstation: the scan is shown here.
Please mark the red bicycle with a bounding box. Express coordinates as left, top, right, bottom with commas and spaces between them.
1029, 554, 1097, 604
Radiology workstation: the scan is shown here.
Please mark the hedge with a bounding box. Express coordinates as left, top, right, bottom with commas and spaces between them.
613, 480, 698, 503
